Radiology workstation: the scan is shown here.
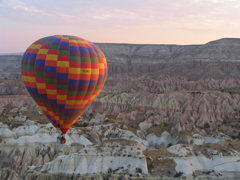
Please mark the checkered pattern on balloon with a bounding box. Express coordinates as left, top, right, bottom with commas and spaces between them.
21, 35, 107, 134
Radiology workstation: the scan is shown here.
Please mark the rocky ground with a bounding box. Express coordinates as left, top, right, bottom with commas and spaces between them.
1, 121, 240, 180
1, 38, 240, 179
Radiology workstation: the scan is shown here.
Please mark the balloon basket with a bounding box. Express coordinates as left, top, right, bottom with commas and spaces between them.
61, 139, 66, 144
57, 136, 66, 144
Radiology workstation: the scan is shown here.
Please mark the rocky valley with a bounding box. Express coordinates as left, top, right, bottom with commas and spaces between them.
1, 38, 240, 179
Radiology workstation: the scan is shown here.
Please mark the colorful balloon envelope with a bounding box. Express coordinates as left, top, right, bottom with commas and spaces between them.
21, 35, 107, 134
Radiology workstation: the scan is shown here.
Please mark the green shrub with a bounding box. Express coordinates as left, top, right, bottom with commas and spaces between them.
204, 123, 210, 128
238, 132, 240, 139
83, 122, 88, 127
174, 172, 183, 178
89, 113, 94, 117
164, 123, 169, 127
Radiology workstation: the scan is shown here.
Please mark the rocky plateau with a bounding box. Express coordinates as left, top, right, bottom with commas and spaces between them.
1, 38, 240, 179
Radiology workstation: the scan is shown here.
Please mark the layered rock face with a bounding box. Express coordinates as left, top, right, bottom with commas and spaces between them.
2, 38, 240, 95
24, 140, 147, 179
1, 38, 240, 179
97, 38, 240, 64
0, 121, 149, 180
0, 120, 239, 180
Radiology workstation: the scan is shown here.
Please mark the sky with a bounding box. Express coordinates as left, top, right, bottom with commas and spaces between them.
0, 0, 240, 53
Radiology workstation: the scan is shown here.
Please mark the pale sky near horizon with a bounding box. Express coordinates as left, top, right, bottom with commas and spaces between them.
0, 0, 240, 53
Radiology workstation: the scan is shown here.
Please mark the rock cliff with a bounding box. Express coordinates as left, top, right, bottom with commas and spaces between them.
1, 38, 240, 179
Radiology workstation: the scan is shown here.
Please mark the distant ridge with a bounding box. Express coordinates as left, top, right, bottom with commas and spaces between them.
0, 52, 23, 56
1, 38, 240, 59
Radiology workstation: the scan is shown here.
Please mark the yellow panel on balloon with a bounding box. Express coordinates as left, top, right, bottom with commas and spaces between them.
39, 106, 47, 111
38, 49, 48, 54
36, 83, 46, 89
75, 100, 88, 105
69, 68, 80, 74
66, 100, 74, 105
57, 95, 67, 100
47, 89, 57, 95
99, 63, 104, 69
57, 61, 69, 67
46, 55, 58, 61
28, 77, 36, 83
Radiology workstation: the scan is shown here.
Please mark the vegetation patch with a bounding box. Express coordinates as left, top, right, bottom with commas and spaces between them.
143, 150, 176, 176
204, 123, 210, 128
148, 122, 173, 136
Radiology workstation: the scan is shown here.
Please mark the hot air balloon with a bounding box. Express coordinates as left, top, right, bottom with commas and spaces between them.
21, 35, 107, 141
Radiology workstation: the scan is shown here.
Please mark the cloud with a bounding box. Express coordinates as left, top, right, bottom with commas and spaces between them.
92, 9, 139, 20
12, 5, 52, 16
12, 5, 38, 12
194, 0, 239, 2
0, 0, 52, 16
58, 13, 76, 18
1, 0, 239, 31
0, 0, 240, 53
1, 0, 237, 28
